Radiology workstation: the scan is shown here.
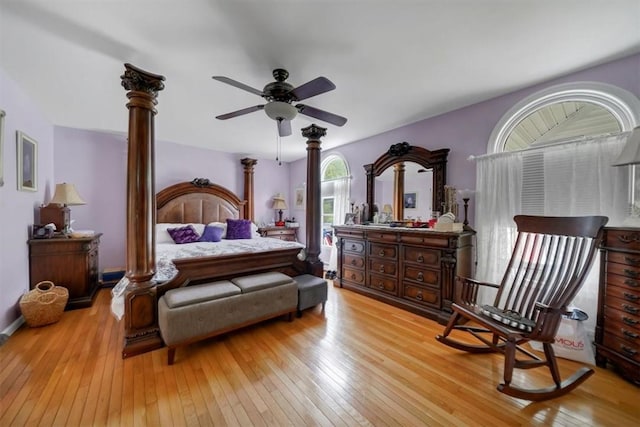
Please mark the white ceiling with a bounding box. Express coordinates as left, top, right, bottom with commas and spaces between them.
1, 0, 639, 162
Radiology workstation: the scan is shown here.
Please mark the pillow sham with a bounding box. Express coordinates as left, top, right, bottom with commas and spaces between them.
199, 225, 224, 242
157, 223, 205, 244
167, 225, 200, 244
225, 218, 252, 240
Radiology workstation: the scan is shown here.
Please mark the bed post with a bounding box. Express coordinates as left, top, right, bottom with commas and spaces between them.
120, 64, 165, 358
302, 124, 326, 277
241, 158, 257, 221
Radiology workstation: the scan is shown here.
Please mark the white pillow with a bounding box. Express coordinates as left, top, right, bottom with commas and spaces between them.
156, 223, 205, 244
251, 222, 261, 238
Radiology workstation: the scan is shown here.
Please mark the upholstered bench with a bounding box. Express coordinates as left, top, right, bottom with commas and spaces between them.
158, 271, 297, 364
294, 274, 328, 317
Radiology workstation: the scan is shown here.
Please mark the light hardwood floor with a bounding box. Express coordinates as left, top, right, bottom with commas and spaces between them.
2, 284, 638, 426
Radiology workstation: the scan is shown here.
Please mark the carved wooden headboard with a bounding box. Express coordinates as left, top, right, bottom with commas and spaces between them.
156, 179, 246, 224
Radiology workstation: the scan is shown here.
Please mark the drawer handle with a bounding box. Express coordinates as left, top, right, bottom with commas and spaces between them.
624, 269, 639, 278
416, 291, 423, 301
625, 256, 640, 266
417, 254, 424, 263
351, 259, 357, 266
623, 317, 640, 326
417, 272, 424, 282
618, 234, 640, 244
379, 250, 385, 257
624, 279, 639, 288
622, 329, 639, 340
351, 244, 357, 251
620, 345, 637, 357
378, 265, 385, 273
377, 282, 384, 290
624, 292, 639, 302
351, 273, 356, 280
623, 304, 639, 315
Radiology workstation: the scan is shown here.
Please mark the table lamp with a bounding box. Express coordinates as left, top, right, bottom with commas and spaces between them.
272, 193, 288, 226
48, 182, 86, 234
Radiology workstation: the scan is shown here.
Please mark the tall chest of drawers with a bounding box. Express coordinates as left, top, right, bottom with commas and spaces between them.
334, 225, 474, 323
595, 227, 640, 385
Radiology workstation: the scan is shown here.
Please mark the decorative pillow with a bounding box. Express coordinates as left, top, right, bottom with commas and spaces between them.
225, 219, 252, 240
167, 225, 200, 244
199, 225, 224, 242
157, 223, 204, 244
208, 222, 227, 238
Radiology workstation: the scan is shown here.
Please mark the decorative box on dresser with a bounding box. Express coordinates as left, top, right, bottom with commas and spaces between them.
27, 234, 102, 310
596, 227, 640, 385
334, 225, 474, 323
257, 226, 297, 242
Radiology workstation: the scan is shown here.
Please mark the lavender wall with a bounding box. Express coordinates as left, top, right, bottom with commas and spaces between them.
0, 69, 55, 332
291, 53, 640, 238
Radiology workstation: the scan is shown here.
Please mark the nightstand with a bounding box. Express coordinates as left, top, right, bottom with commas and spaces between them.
27, 234, 102, 309
258, 226, 298, 242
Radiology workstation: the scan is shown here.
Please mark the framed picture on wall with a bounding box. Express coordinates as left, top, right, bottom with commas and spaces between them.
17, 130, 37, 192
404, 192, 417, 209
294, 186, 305, 210
0, 109, 5, 187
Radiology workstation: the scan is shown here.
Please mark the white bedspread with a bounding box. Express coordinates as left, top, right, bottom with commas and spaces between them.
110, 237, 304, 320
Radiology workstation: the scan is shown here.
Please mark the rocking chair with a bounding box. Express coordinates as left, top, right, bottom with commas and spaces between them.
436, 215, 608, 401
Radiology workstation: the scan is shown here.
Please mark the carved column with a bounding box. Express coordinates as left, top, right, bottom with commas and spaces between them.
120, 63, 165, 358
241, 158, 257, 221
393, 162, 405, 221
302, 124, 326, 277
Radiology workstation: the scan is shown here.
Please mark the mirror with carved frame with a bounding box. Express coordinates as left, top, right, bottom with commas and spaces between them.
364, 142, 449, 222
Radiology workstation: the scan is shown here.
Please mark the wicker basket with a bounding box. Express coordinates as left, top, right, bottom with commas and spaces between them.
20, 281, 69, 327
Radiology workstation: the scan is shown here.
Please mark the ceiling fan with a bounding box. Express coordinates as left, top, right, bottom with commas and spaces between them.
212, 68, 347, 137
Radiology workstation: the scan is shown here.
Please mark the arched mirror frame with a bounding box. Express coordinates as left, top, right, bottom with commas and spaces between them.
364, 142, 449, 222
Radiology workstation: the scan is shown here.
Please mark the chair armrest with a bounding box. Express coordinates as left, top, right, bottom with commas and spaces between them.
455, 276, 499, 305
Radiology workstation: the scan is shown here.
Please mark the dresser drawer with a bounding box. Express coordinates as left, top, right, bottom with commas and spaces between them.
606, 295, 640, 317
369, 243, 397, 260
602, 335, 640, 363
366, 230, 397, 243
368, 274, 397, 295
607, 261, 640, 281
606, 272, 639, 290
604, 322, 640, 346
608, 251, 640, 268
402, 283, 440, 308
343, 239, 365, 254
344, 254, 365, 269
342, 267, 365, 285
605, 284, 640, 306
605, 305, 640, 332
403, 266, 439, 286
369, 258, 397, 276
403, 246, 440, 267
605, 229, 640, 251
400, 233, 450, 248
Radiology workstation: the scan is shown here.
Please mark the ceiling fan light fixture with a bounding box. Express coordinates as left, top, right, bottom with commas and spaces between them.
264, 101, 297, 121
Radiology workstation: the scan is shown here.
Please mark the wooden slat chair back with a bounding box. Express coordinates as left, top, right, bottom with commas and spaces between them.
437, 215, 608, 401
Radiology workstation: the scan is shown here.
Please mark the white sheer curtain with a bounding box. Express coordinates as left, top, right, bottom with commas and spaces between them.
474, 133, 628, 335
328, 177, 350, 272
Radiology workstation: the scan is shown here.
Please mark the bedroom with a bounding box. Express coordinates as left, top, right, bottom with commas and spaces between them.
2, 1, 640, 425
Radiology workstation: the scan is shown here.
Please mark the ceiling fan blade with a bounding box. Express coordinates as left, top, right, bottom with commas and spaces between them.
296, 104, 347, 127
290, 77, 336, 101
215, 105, 264, 120
212, 76, 263, 97
277, 119, 292, 137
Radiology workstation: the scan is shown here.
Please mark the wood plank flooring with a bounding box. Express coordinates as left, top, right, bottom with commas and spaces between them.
2, 284, 639, 426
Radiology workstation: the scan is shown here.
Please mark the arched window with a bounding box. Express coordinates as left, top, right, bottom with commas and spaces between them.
320, 154, 350, 248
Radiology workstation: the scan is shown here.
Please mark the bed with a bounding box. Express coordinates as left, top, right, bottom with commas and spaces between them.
119, 64, 325, 358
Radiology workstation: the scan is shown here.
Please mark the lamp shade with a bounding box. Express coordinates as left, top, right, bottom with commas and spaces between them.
264, 101, 298, 121
613, 126, 640, 166
49, 183, 86, 206
272, 193, 288, 210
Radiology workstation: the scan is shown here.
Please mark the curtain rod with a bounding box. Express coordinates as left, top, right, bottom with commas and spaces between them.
468, 131, 629, 161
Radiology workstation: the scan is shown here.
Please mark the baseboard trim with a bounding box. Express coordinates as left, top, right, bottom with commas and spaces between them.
0, 316, 25, 346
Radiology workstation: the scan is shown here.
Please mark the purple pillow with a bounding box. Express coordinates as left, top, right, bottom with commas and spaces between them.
167, 225, 200, 244
225, 219, 252, 240
199, 225, 224, 242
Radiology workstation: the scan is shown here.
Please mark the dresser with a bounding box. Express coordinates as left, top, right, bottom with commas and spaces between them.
28, 234, 102, 310
334, 225, 474, 323
257, 226, 298, 241
596, 227, 640, 385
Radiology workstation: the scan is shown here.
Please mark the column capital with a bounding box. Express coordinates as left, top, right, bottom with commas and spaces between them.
301, 124, 327, 140
121, 63, 165, 96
